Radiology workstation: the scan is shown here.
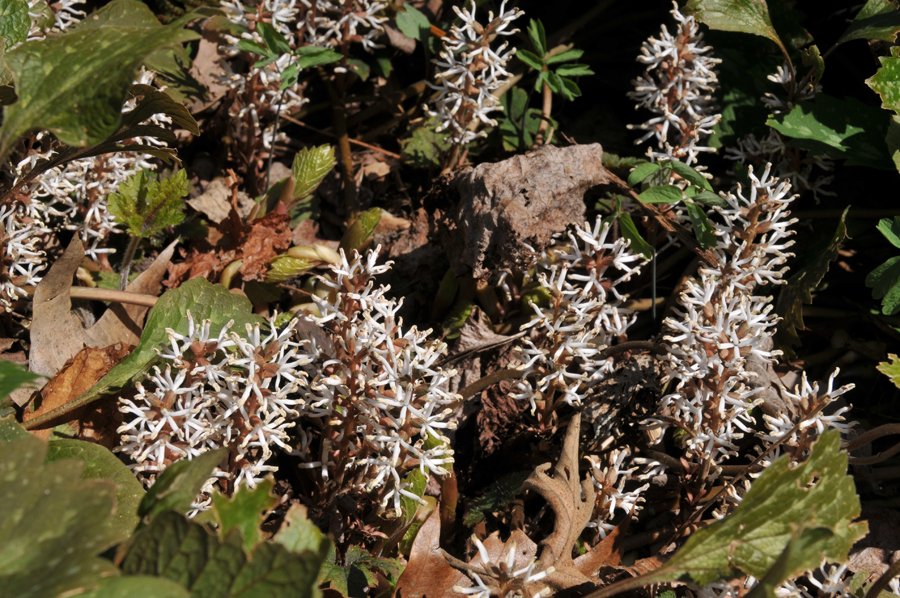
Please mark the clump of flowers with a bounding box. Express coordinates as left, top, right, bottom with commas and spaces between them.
0, 199, 53, 312
512, 218, 646, 417
299, 247, 460, 519
452, 535, 555, 598
629, 2, 721, 166
301, 0, 389, 52
427, 0, 524, 147
117, 315, 311, 507
655, 165, 853, 520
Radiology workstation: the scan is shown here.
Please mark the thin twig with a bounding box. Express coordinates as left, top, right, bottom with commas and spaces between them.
69, 286, 158, 307
846, 423, 900, 452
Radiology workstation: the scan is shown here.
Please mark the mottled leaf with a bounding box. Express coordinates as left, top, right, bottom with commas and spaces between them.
0, 433, 123, 597
211, 478, 278, 552
273, 504, 329, 556
47, 437, 145, 536
123, 511, 327, 597
322, 545, 403, 596
877, 353, 900, 389
73, 575, 191, 598
868, 48, 900, 117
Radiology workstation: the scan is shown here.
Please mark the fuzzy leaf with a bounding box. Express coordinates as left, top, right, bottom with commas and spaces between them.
775, 208, 849, 349
866, 255, 900, 315
746, 528, 836, 598
838, 0, 900, 44
47, 437, 145, 536
122, 511, 328, 597
396, 5, 430, 41
645, 431, 866, 586
401, 119, 451, 167
340, 207, 382, 251
292, 144, 336, 202
868, 49, 900, 117
877, 353, 900, 389
265, 255, 315, 283
211, 478, 278, 552
766, 95, 892, 169
108, 168, 189, 238
66, 279, 263, 416
0, 361, 38, 400
0, 0, 29, 49
0, 433, 124, 597
0, 0, 197, 158
685, 0, 786, 56
139, 448, 227, 520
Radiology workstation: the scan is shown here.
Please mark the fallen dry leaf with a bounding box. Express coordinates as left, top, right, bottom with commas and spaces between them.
395, 508, 466, 598
239, 210, 293, 281
25, 343, 132, 436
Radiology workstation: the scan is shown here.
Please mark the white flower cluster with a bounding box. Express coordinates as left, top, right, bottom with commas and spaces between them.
302, 247, 459, 516
586, 448, 650, 537
725, 62, 835, 200
117, 315, 312, 505
0, 200, 53, 312
629, 2, 721, 166
702, 562, 900, 597
453, 536, 554, 598
512, 218, 646, 413
659, 165, 852, 464
26, 0, 85, 40
427, 0, 523, 146
301, 0, 389, 52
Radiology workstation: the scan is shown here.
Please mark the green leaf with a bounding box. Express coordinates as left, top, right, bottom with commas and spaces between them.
257, 21, 291, 56
638, 184, 683, 204
211, 479, 278, 552
273, 504, 329, 555
396, 4, 430, 41
666, 159, 713, 190
838, 0, 900, 44
627, 161, 662, 186
644, 431, 866, 587
684, 202, 716, 248
47, 438, 145, 537
775, 208, 849, 349
877, 217, 900, 248
866, 255, 900, 315
294, 45, 342, 70
767, 94, 892, 169
527, 18, 547, 55
265, 255, 315, 283
122, 511, 329, 597
0, 361, 38, 400
554, 63, 594, 77
499, 86, 541, 151
322, 545, 403, 597
340, 207, 382, 251
400, 118, 451, 167
65, 279, 263, 418
73, 575, 191, 598
867, 49, 900, 116
546, 48, 583, 64
0, 434, 123, 597
138, 448, 227, 520
292, 144, 336, 202
0, 0, 29, 49
123, 84, 199, 135
617, 211, 654, 259
876, 353, 900, 389
0, 0, 197, 159
516, 48, 544, 71
684, 0, 787, 57
108, 168, 189, 238
557, 76, 582, 100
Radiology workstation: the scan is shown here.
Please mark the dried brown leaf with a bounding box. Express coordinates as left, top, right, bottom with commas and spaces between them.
239, 211, 293, 281
395, 508, 466, 598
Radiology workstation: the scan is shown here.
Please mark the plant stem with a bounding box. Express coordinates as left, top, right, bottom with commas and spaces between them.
535, 80, 553, 145
118, 236, 141, 290
325, 75, 358, 215
70, 286, 158, 307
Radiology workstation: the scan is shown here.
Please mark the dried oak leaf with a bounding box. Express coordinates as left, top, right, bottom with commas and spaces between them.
25, 343, 132, 441
239, 211, 293, 281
